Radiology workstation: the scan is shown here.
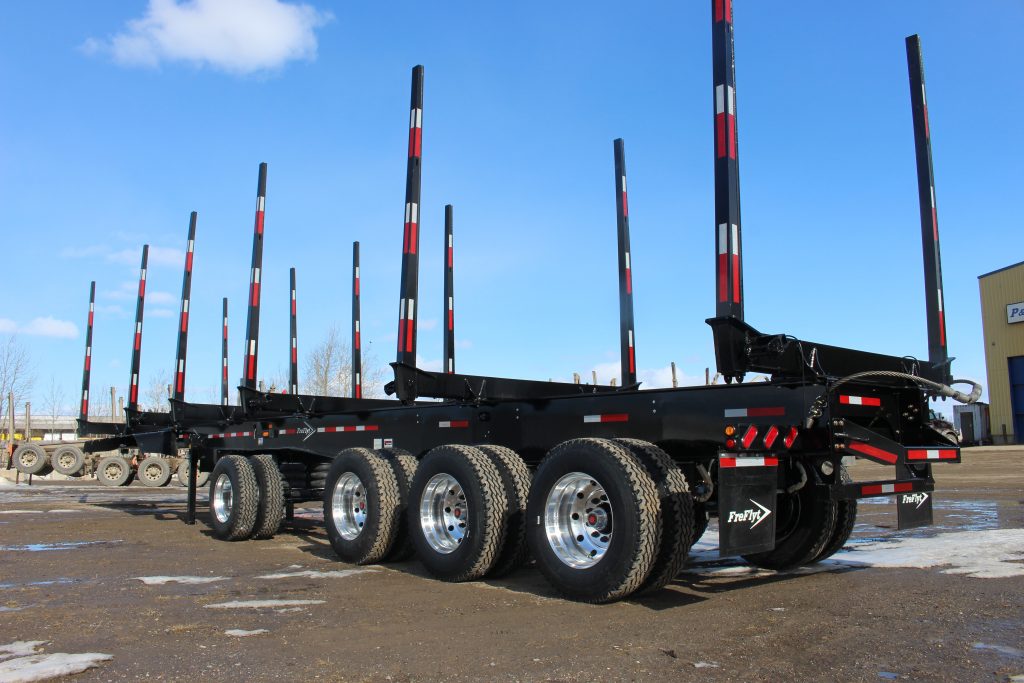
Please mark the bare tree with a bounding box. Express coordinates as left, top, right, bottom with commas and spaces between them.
143, 370, 171, 412
304, 325, 387, 398
0, 335, 35, 435
43, 375, 66, 438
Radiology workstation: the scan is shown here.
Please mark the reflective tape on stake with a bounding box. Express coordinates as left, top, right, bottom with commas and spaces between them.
907, 449, 958, 461
724, 407, 785, 418
438, 420, 469, 429
840, 395, 881, 407
583, 414, 629, 423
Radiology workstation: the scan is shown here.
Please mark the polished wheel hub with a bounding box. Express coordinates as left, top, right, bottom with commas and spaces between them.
420, 473, 467, 554
545, 472, 612, 569
212, 473, 233, 523
332, 472, 367, 540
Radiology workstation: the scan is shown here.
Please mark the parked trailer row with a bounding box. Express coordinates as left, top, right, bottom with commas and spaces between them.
76, 3, 980, 603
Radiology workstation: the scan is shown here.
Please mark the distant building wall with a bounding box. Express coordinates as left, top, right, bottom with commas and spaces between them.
979, 261, 1024, 444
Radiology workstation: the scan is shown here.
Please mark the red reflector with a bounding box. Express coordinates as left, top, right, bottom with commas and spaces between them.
763, 425, 779, 449
741, 425, 758, 449
861, 482, 914, 496
725, 438, 737, 449
783, 427, 798, 449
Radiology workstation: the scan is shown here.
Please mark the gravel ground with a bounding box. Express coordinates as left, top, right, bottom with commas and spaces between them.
0, 447, 1022, 682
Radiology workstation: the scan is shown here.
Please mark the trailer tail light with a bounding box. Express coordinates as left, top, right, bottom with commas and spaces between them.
762, 425, 779, 449
724, 425, 736, 436
740, 425, 758, 449
725, 438, 737, 449
783, 426, 798, 449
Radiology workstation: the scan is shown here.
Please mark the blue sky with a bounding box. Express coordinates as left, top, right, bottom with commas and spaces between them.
1, 0, 1021, 417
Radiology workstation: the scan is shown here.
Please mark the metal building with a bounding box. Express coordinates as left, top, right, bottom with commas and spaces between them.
978, 260, 1024, 444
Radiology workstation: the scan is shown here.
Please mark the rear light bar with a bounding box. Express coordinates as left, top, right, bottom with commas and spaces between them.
724, 424, 799, 451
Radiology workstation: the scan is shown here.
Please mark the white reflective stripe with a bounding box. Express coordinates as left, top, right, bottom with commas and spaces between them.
90, 303, 94, 312
448, 234, 453, 248
448, 296, 453, 311
355, 266, 360, 278
291, 338, 296, 348
132, 373, 138, 386
140, 269, 147, 281
223, 317, 228, 326
628, 330, 633, 347
178, 359, 184, 371
715, 85, 735, 115
182, 300, 189, 312
223, 359, 228, 367
83, 390, 88, 399
249, 340, 256, 353
730, 458, 774, 467
937, 289, 943, 312
847, 396, 864, 405
621, 175, 627, 192
921, 84, 927, 106
136, 322, 142, 333
439, 421, 452, 428
625, 252, 630, 269
355, 373, 360, 384
718, 224, 728, 254
187, 239, 194, 253
881, 484, 896, 494
723, 408, 747, 417
291, 290, 296, 301
253, 268, 260, 284
731, 224, 739, 255
583, 415, 601, 423
930, 186, 935, 208
448, 359, 453, 372
355, 320, 360, 332
400, 298, 406, 317
257, 196, 265, 211
86, 348, 91, 357
410, 108, 422, 128
407, 299, 415, 321
405, 202, 419, 223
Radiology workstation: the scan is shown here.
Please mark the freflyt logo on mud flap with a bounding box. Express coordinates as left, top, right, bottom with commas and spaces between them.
725, 499, 772, 529
901, 492, 929, 509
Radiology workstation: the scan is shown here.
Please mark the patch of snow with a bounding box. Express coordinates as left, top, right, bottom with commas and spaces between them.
973, 642, 1024, 658
134, 576, 227, 585
274, 607, 307, 613
0, 652, 112, 682
832, 529, 1024, 578
0, 511, 34, 515
43, 510, 83, 514
693, 661, 720, 668
224, 629, 268, 637
255, 569, 375, 580
205, 599, 325, 609
0, 642, 46, 661
0, 541, 122, 552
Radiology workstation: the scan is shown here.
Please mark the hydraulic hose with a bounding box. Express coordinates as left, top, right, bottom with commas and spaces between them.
804, 371, 982, 428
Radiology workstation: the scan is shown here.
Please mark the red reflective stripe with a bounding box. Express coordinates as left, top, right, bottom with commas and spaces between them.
628, 347, 635, 373
848, 441, 897, 464
88, 311, 94, 326
939, 310, 945, 346
355, 331, 360, 349
176, 372, 184, 393
783, 427, 798, 449
398, 319, 406, 353
139, 280, 146, 298
405, 315, 414, 351
84, 356, 91, 371
134, 332, 141, 350
354, 276, 360, 296
717, 253, 728, 301
747, 407, 785, 417
906, 449, 958, 460
716, 113, 726, 158
622, 191, 628, 217
626, 267, 632, 294
256, 211, 264, 235
447, 310, 453, 330
840, 395, 882, 407
861, 482, 914, 496
180, 311, 188, 332
731, 253, 740, 303
923, 103, 929, 138
720, 456, 777, 468
727, 114, 736, 159
741, 425, 758, 449
763, 425, 779, 448
185, 252, 193, 272
439, 420, 470, 428
600, 414, 628, 423
409, 127, 422, 157
247, 354, 255, 380
355, 385, 362, 399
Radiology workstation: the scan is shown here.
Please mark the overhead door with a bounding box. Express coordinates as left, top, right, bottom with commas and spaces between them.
1010, 356, 1024, 445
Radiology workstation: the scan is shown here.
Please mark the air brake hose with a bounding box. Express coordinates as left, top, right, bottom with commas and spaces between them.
803, 372, 982, 428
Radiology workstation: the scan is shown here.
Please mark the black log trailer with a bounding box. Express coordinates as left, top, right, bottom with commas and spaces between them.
77, 3, 980, 603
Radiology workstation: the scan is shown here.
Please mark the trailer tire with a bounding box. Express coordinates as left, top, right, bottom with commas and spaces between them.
742, 471, 837, 571
526, 438, 660, 603
251, 454, 286, 540
476, 445, 532, 578
408, 445, 508, 582
51, 446, 85, 477
379, 448, 419, 562
324, 448, 402, 564
138, 456, 171, 487
13, 444, 51, 476
813, 467, 856, 562
208, 455, 259, 541
95, 455, 132, 486
176, 460, 209, 488
615, 439, 694, 595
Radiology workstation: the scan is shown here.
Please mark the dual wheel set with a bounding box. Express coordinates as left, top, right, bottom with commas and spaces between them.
207, 438, 855, 603
11, 442, 205, 488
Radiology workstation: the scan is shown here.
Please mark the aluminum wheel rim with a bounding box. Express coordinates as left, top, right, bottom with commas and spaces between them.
331, 472, 367, 541
212, 473, 233, 524
419, 473, 467, 554
545, 472, 612, 569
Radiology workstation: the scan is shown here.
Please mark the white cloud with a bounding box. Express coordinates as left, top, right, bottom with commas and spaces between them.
19, 317, 79, 339
82, 0, 332, 75
60, 245, 183, 268
0, 319, 16, 334
148, 308, 176, 318
105, 281, 176, 304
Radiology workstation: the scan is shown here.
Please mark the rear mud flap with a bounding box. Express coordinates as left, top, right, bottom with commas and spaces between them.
717, 455, 778, 556
897, 490, 933, 530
